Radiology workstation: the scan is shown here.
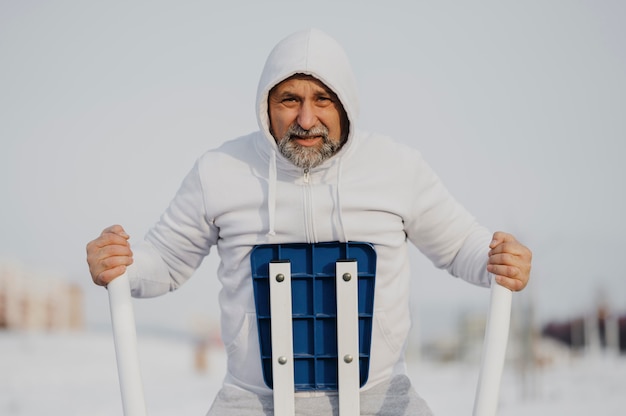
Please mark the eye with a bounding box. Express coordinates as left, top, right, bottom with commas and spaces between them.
279, 95, 300, 106
316, 95, 334, 107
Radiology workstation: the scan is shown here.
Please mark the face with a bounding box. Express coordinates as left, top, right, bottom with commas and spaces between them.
268, 74, 348, 169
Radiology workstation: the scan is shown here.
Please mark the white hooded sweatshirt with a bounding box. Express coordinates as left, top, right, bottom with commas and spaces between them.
128, 29, 492, 395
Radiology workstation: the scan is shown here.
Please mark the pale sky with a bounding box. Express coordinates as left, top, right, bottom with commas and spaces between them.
1, 1, 625, 339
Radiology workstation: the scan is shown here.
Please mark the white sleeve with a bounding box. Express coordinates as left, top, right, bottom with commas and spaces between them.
126, 241, 176, 298
403, 148, 492, 287
127, 159, 218, 298
446, 225, 493, 288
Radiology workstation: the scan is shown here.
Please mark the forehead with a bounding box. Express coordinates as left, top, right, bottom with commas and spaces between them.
270, 74, 334, 95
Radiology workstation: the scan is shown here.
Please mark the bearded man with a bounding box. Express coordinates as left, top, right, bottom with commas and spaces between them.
87, 29, 531, 415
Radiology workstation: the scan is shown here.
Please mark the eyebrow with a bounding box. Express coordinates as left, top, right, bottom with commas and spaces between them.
272, 89, 334, 101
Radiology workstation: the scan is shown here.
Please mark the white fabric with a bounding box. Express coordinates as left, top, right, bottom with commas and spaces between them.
206, 375, 433, 416
127, 28, 493, 396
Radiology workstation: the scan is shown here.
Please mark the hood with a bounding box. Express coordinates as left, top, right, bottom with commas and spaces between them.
256, 29, 360, 154
255, 29, 358, 240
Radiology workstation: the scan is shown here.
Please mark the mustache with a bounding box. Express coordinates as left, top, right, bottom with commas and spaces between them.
277, 122, 341, 170
285, 123, 329, 139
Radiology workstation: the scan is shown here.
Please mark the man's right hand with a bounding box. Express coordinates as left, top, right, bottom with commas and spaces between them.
86, 224, 134, 286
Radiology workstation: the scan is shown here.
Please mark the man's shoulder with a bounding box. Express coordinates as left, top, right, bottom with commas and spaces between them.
353, 130, 422, 159
211, 131, 262, 152
197, 131, 263, 162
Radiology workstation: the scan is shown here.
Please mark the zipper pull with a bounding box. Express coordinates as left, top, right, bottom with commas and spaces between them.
303, 168, 310, 183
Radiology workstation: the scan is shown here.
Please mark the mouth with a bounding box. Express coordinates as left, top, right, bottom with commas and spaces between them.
291, 135, 323, 147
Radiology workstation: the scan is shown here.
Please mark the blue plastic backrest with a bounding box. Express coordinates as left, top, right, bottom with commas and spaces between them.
250, 241, 376, 391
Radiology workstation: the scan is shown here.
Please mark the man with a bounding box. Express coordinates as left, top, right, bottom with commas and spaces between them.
87, 29, 531, 415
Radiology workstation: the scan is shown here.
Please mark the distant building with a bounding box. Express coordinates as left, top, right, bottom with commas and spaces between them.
541, 309, 626, 354
0, 261, 84, 331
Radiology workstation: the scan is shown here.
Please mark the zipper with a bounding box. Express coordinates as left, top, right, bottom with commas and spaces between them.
302, 168, 315, 243
303, 168, 310, 184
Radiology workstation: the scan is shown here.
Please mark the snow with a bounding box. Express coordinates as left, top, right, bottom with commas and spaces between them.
1, 331, 224, 416
2, 331, 625, 415
414, 356, 626, 415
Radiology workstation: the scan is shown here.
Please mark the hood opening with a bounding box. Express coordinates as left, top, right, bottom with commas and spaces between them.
257, 29, 358, 243
255, 29, 359, 153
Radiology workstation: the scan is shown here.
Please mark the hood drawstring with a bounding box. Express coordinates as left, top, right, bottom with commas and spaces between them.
266, 147, 348, 242
266, 150, 277, 237
336, 157, 349, 243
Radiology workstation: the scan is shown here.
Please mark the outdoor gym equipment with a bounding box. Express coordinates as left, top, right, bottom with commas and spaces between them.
108, 243, 512, 416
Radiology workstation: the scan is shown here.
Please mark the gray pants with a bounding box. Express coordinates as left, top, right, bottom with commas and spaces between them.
206, 375, 434, 415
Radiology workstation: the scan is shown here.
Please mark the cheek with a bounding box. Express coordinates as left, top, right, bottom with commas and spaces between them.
270, 123, 284, 140
270, 113, 294, 139
326, 115, 343, 141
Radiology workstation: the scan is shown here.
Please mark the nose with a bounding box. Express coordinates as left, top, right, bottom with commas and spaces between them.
297, 101, 318, 131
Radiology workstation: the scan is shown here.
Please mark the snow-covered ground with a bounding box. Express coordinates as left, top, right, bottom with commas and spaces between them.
2, 331, 624, 415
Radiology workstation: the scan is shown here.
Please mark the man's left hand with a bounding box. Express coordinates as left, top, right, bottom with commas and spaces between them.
487, 231, 532, 291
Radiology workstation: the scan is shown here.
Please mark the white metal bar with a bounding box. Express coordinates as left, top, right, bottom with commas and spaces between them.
472, 282, 512, 416
335, 260, 360, 416
107, 272, 148, 416
269, 261, 295, 416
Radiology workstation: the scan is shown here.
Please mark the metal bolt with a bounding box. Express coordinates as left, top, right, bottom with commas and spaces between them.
276, 273, 285, 282
342, 273, 352, 282
343, 354, 353, 364
278, 356, 288, 365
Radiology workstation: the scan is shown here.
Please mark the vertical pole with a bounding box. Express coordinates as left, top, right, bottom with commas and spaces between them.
336, 260, 360, 416
108, 272, 148, 416
472, 283, 512, 416
269, 261, 295, 416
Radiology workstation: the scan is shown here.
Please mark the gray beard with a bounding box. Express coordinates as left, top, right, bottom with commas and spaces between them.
277, 124, 342, 170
